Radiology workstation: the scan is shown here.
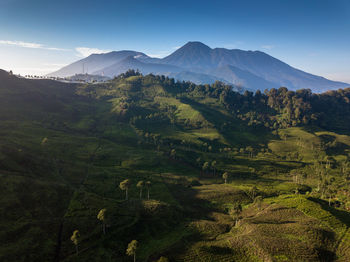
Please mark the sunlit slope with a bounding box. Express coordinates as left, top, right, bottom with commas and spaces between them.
1, 70, 350, 261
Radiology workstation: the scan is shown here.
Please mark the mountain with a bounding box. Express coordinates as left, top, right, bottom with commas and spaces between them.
208, 65, 278, 91
162, 42, 349, 92
93, 55, 183, 77
47, 50, 147, 77
162, 41, 213, 69
168, 71, 228, 85
48, 42, 349, 92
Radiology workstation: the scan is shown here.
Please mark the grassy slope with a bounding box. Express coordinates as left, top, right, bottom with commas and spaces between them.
1, 71, 350, 261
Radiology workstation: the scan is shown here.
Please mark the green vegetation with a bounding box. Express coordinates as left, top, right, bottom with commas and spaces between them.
70, 230, 80, 255
1, 69, 350, 261
97, 209, 108, 235
126, 240, 138, 262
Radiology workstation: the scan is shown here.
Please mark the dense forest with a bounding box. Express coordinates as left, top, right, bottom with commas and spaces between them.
86, 70, 350, 132
1, 69, 350, 262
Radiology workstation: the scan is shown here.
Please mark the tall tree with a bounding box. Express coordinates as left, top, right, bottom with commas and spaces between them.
170, 149, 176, 159
97, 208, 108, 234
126, 240, 138, 262
202, 162, 209, 174
211, 160, 217, 176
222, 172, 229, 184
340, 160, 349, 183
120, 179, 131, 200
146, 181, 151, 200
70, 230, 80, 255
137, 181, 145, 199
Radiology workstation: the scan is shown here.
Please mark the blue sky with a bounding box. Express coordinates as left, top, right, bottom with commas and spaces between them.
0, 0, 349, 82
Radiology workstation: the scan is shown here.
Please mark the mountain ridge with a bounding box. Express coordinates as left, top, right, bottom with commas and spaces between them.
47, 41, 349, 92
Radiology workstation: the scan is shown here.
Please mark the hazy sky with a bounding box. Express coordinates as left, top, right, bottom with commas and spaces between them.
0, 0, 349, 83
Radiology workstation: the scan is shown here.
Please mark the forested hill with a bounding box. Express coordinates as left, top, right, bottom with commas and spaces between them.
77, 70, 350, 134
2, 69, 350, 261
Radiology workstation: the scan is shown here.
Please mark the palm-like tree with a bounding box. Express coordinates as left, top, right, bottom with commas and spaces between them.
126, 240, 138, 262
222, 172, 229, 184
137, 181, 145, 199
70, 230, 80, 254
120, 179, 131, 200
97, 208, 107, 234
170, 149, 176, 159
202, 162, 209, 174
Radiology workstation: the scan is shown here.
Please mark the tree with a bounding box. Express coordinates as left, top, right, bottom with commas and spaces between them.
126, 240, 138, 262
202, 162, 209, 174
146, 181, 151, 200
229, 203, 242, 225
211, 160, 217, 175
290, 169, 301, 184
170, 149, 176, 159
222, 172, 229, 184
137, 181, 145, 199
314, 160, 327, 192
324, 177, 336, 206
246, 146, 254, 158
97, 208, 108, 234
340, 160, 350, 182
70, 230, 80, 254
120, 179, 131, 200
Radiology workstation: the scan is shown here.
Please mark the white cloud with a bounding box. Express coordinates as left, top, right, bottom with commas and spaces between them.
147, 52, 169, 58
261, 45, 275, 50
0, 40, 42, 48
148, 50, 176, 58
75, 47, 110, 57
0, 40, 69, 51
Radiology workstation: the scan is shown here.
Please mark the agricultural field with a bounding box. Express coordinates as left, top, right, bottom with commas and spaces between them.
1, 70, 350, 261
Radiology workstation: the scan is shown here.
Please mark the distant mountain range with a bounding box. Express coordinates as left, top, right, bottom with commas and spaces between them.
48, 42, 349, 92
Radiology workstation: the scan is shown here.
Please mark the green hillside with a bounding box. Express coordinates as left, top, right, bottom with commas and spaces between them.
1, 69, 350, 262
